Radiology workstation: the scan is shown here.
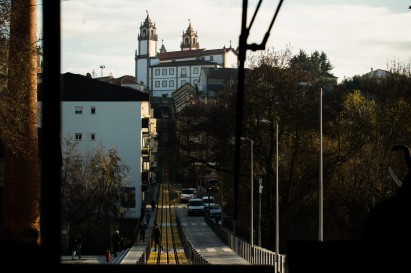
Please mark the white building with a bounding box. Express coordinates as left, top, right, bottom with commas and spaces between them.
58, 72, 152, 219
135, 14, 238, 98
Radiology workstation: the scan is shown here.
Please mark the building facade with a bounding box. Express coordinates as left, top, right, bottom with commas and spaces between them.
135, 14, 238, 98
56, 72, 153, 219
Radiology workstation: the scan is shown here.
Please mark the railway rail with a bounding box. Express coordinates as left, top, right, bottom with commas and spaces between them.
146, 182, 190, 265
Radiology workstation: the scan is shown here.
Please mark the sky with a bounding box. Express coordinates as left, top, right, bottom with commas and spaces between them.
53, 0, 411, 82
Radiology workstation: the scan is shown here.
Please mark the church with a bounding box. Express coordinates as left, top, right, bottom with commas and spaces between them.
135, 13, 239, 98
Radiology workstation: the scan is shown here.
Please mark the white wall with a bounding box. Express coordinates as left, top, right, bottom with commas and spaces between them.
62, 101, 143, 218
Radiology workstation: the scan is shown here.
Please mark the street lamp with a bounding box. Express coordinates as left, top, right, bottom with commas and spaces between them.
260, 119, 279, 272
240, 137, 254, 246
298, 82, 323, 242
319, 87, 323, 242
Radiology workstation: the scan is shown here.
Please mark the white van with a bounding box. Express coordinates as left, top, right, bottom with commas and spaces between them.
180, 188, 196, 203
187, 198, 204, 216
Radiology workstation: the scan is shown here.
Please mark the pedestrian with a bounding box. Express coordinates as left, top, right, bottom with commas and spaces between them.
76, 234, 82, 260
150, 198, 156, 211
145, 211, 151, 225
152, 223, 163, 252
69, 234, 77, 260
111, 230, 121, 257
140, 201, 146, 219
139, 219, 148, 242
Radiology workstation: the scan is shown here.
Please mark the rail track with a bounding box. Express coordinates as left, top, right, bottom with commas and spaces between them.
146, 182, 189, 265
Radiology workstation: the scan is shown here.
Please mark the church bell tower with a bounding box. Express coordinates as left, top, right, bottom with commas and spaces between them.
136, 11, 158, 86
180, 19, 200, 51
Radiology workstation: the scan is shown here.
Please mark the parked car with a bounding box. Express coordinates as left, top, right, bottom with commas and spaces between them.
202, 196, 216, 212
180, 188, 196, 203
187, 198, 204, 216
208, 203, 222, 218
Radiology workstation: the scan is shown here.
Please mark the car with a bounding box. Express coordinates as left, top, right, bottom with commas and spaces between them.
207, 179, 220, 192
208, 203, 222, 218
187, 198, 204, 216
202, 196, 216, 211
180, 187, 196, 203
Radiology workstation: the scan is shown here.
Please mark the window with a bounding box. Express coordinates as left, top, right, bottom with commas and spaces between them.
75, 106, 83, 114
121, 187, 136, 208
181, 68, 187, 77
142, 161, 150, 171
193, 67, 199, 74
155, 69, 160, 76
162, 80, 167, 87
75, 133, 82, 141
162, 68, 167, 75
169, 80, 174, 87
90, 133, 96, 141
210, 56, 214, 61
91, 106, 96, 114
74, 159, 82, 169
208, 90, 217, 98
155, 81, 160, 88
169, 68, 174, 75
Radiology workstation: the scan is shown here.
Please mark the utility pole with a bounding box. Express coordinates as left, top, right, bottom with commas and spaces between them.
233, 0, 283, 237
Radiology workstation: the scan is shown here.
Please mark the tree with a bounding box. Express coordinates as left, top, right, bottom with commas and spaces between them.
1, 0, 40, 244
61, 138, 129, 250
290, 49, 334, 78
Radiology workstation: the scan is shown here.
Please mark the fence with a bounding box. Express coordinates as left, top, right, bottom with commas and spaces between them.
204, 215, 286, 273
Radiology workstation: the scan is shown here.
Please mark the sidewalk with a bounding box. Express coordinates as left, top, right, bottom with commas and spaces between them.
61, 248, 129, 264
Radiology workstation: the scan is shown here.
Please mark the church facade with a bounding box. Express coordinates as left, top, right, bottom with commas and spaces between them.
135, 13, 238, 98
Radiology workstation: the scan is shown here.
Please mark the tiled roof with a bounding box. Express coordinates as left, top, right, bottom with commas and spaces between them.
159, 49, 206, 60
159, 47, 236, 60
152, 60, 217, 67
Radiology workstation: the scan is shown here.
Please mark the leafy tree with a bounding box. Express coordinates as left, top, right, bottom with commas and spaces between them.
289, 49, 334, 78
174, 44, 411, 253
61, 138, 129, 250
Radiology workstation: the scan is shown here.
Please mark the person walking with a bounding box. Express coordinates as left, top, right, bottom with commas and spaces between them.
152, 223, 163, 252
69, 234, 78, 260
145, 211, 151, 225
76, 234, 82, 260
111, 230, 121, 257
150, 198, 156, 211
139, 219, 148, 242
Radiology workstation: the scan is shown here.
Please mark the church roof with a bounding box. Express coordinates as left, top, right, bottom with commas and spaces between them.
151, 60, 217, 67
159, 47, 236, 61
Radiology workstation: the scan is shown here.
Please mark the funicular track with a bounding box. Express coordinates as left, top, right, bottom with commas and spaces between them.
146, 182, 189, 265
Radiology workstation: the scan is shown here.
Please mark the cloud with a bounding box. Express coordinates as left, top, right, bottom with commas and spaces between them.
60, 0, 411, 81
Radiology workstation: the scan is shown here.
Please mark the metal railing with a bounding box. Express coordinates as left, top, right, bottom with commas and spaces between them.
204, 216, 286, 273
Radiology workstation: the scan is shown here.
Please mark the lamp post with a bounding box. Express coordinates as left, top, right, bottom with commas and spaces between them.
258, 177, 263, 246
241, 137, 254, 246
319, 87, 323, 242
260, 119, 279, 272
275, 122, 279, 272
298, 82, 324, 242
